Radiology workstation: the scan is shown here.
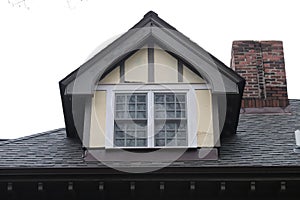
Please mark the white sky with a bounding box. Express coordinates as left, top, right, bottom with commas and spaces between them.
0, 0, 299, 139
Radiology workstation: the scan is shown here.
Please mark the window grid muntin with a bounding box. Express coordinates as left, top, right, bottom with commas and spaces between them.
113, 91, 189, 148
115, 93, 147, 120
114, 121, 147, 147
154, 93, 187, 147
114, 93, 147, 147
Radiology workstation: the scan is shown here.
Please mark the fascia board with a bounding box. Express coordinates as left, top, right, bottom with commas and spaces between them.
65, 27, 151, 95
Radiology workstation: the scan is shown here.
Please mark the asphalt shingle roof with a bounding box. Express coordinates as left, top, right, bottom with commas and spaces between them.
0, 100, 299, 169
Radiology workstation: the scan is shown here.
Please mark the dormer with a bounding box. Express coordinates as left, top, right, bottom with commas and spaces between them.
59, 11, 245, 160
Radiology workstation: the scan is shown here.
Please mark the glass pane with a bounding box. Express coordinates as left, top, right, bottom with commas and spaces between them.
116, 96, 125, 103
166, 131, 175, 138
126, 132, 135, 138
166, 103, 175, 110
154, 122, 164, 133
137, 131, 146, 138
126, 139, 135, 147
137, 95, 146, 103
129, 111, 135, 119
167, 139, 176, 146
127, 123, 135, 130
176, 94, 185, 102
155, 111, 165, 118
129, 96, 135, 103
128, 104, 135, 111
137, 111, 146, 119
181, 111, 186, 118
166, 111, 175, 118
116, 111, 125, 118
176, 111, 182, 118
177, 139, 187, 146
156, 130, 165, 138
177, 131, 186, 138
178, 121, 186, 130
137, 104, 146, 111
115, 139, 125, 147
155, 94, 164, 103
166, 122, 176, 130
155, 139, 165, 146
116, 104, 125, 110
166, 94, 174, 102
137, 139, 147, 147
136, 121, 147, 129
115, 131, 124, 138
155, 103, 165, 110
180, 103, 186, 109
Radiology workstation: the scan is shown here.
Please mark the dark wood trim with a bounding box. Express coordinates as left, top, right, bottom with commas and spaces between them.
178, 60, 183, 82
99, 50, 139, 82
2, 167, 300, 182
151, 39, 204, 79
120, 61, 125, 83
148, 42, 154, 82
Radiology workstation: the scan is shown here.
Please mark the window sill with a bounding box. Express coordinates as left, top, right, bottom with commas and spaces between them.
105, 146, 195, 150
84, 147, 218, 162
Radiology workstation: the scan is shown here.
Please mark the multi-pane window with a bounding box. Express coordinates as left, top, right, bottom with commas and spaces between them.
154, 93, 187, 146
113, 92, 187, 148
114, 93, 147, 147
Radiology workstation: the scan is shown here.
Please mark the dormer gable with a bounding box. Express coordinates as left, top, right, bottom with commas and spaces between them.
59, 11, 245, 160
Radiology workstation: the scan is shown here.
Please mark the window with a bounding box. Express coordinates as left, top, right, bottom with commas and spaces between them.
114, 93, 148, 147
154, 93, 187, 147
113, 91, 188, 148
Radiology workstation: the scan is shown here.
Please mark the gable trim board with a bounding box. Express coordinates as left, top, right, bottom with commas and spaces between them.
63, 28, 241, 95
59, 12, 245, 140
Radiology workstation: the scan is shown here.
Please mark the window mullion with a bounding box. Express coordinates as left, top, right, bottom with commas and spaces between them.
148, 91, 154, 147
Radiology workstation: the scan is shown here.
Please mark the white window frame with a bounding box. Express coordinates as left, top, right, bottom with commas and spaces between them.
99, 83, 209, 149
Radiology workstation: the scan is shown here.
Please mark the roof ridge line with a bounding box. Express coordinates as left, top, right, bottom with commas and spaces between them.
0, 128, 65, 146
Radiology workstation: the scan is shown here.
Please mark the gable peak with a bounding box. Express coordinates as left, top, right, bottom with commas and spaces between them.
144, 11, 158, 18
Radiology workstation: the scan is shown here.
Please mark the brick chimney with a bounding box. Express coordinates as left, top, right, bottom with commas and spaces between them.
231, 41, 289, 113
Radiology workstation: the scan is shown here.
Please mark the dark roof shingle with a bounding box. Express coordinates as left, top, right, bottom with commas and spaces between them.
0, 100, 299, 169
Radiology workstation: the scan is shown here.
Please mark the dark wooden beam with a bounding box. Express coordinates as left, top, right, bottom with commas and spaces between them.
148, 42, 154, 82
178, 60, 183, 82
120, 61, 125, 83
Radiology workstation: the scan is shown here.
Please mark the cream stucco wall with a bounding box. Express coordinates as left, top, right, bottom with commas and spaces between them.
91, 46, 216, 149
125, 48, 148, 83
98, 48, 206, 85
183, 65, 206, 84
89, 91, 106, 148
154, 48, 178, 83
99, 66, 120, 84
196, 90, 214, 147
